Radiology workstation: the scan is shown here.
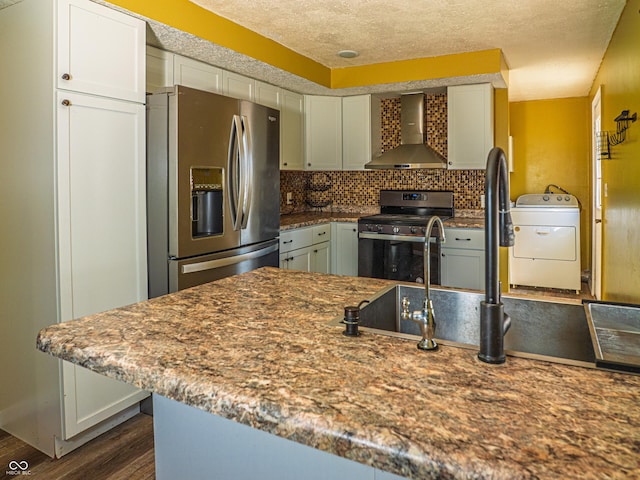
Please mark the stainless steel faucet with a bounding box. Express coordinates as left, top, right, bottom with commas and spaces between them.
478, 147, 515, 364
401, 216, 445, 350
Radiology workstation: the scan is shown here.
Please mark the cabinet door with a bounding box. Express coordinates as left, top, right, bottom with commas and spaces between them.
281, 90, 304, 170
146, 46, 174, 93
447, 83, 494, 170
342, 95, 371, 170
222, 71, 254, 101
255, 80, 281, 109
281, 247, 312, 272
332, 223, 358, 276
173, 55, 223, 93
56, 91, 149, 438
441, 248, 485, 290
57, 0, 145, 102
305, 96, 342, 170
311, 242, 331, 274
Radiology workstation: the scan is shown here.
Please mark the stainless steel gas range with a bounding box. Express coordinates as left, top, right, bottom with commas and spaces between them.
358, 190, 454, 284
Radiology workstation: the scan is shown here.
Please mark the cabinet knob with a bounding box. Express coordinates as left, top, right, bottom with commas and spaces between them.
61, 99, 71, 107
448, 161, 452, 165
308, 163, 311, 167
283, 162, 288, 166
61, 73, 71, 81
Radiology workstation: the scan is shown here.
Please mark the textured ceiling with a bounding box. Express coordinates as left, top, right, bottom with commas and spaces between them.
3, 0, 626, 100
189, 0, 627, 101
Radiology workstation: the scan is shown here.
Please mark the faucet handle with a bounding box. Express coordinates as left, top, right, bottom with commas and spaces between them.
401, 296, 411, 317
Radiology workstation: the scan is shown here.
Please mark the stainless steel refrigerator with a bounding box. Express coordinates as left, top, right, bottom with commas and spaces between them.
146, 85, 280, 297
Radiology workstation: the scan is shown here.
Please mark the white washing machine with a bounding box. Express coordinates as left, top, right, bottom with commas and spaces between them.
509, 194, 581, 293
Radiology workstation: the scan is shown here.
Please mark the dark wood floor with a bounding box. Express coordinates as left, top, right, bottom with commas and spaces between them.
0, 413, 154, 480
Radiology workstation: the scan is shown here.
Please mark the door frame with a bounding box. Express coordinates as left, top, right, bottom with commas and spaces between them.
591, 86, 603, 299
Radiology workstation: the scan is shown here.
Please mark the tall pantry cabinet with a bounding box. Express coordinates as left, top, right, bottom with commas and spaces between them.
0, 0, 148, 457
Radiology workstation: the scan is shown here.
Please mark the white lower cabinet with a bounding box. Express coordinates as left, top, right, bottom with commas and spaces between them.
312, 241, 331, 273
441, 228, 485, 290
331, 222, 359, 276
280, 224, 331, 273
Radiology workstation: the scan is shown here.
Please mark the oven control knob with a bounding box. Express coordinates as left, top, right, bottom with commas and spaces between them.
557, 195, 562, 201
377, 225, 383, 232
366, 224, 373, 231
543, 195, 550, 202
410, 226, 418, 234
392, 226, 400, 234
421, 227, 427, 234
565, 196, 570, 202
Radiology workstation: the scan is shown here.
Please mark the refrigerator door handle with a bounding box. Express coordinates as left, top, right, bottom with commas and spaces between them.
240, 115, 252, 229
228, 115, 246, 231
181, 243, 279, 274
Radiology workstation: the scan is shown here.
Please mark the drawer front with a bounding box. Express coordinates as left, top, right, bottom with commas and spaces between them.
280, 227, 313, 253
312, 224, 331, 244
443, 228, 484, 250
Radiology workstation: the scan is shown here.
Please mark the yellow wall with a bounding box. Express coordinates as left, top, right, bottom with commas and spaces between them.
493, 89, 511, 290
509, 98, 591, 270
590, 0, 640, 302
108, 0, 506, 89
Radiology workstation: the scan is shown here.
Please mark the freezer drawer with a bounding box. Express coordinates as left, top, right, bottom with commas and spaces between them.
168, 239, 279, 293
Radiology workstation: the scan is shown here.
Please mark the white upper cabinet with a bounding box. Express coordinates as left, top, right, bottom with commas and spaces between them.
342, 95, 371, 170
173, 55, 223, 94
146, 46, 174, 93
304, 95, 343, 170
222, 71, 255, 101
255, 80, 281, 109
280, 90, 304, 170
57, 0, 145, 103
304, 95, 372, 171
447, 83, 494, 169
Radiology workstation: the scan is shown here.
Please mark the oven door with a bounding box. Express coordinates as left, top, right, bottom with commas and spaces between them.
358, 233, 441, 285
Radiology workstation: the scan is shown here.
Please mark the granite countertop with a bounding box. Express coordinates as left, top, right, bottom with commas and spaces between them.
280, 211, 484, 230
280, 211, 362, 230
36, 268, 639, 479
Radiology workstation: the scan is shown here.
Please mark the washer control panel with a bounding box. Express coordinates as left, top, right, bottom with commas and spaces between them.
515, 194, 579, 208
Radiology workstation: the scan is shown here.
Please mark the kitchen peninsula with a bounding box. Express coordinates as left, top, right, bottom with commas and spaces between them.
37, 268, 639, 479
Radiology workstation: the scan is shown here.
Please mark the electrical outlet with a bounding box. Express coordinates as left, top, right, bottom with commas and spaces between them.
480, 194, 485, 208
286, 192, 293, 205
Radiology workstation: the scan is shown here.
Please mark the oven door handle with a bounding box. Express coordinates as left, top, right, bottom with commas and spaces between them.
358, 232, 439, 243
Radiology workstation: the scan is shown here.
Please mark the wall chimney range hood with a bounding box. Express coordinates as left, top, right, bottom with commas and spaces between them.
365, 93, 447, 170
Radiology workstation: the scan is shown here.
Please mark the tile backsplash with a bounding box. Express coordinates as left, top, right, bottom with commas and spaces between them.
281, 92, 485, 214
281, 169, 485, 213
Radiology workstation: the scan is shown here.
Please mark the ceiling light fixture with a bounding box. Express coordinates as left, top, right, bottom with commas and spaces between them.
338, 50, 359, 59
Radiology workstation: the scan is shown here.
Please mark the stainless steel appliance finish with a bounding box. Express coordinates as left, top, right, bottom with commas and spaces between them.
358, 190, 454, 284
364, 94, 447, 170
147, 85, 280, 297
330, 284, 596, 367
585, 301, 640, 373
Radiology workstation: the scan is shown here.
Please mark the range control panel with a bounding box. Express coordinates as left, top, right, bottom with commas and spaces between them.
514, 194, 579, 208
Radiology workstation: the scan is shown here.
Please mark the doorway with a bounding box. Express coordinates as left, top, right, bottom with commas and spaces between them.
591, 87, 603, 299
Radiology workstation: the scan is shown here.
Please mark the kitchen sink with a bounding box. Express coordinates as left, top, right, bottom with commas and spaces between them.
333, 284, 596, 367
586, 302, 640, 373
